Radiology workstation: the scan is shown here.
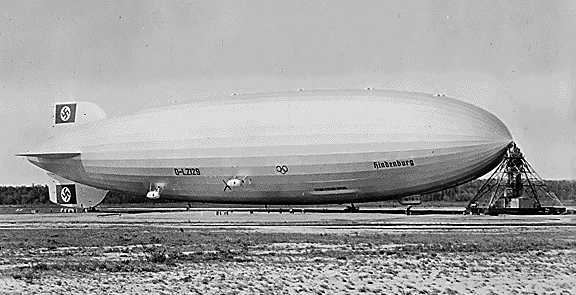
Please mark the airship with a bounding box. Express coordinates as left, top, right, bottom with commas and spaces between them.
19, 89, 513, 209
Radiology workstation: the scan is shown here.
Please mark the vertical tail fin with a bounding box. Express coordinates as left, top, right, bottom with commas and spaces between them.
48, 173, 108, 208
53, 102, 106, 127
55, 103, 77, 124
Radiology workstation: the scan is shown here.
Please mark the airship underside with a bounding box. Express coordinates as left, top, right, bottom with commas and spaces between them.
22, 90, 513, 206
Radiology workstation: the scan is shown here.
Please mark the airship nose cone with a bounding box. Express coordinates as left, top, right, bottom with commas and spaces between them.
465, 102, 513, 144
425, 94, 513, 146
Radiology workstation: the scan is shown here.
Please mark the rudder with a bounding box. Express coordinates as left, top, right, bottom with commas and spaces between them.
52, 102, 106, 127
48, 173, 108, 209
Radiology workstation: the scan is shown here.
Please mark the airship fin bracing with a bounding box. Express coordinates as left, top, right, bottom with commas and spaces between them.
19, 90, 513, 208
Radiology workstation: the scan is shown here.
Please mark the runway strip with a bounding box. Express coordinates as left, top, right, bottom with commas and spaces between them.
0, 211, 574, 233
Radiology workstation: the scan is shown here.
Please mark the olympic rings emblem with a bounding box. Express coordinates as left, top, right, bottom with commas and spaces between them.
275, 165, 288, 174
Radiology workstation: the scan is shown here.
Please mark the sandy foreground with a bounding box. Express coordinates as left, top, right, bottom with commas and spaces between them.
0, 212, 575, 294
2, 249, 576, 294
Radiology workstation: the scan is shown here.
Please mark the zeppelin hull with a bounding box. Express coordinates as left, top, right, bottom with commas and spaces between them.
28, 90, 513, 205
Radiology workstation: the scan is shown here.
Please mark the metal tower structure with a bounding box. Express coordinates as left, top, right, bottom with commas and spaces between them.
466, 143, 565, 215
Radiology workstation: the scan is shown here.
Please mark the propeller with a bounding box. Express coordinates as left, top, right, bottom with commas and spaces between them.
223, 176, 249, 191
223, 179, 232, 191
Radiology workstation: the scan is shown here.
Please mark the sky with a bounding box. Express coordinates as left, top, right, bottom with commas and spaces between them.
0, 0, 575, 184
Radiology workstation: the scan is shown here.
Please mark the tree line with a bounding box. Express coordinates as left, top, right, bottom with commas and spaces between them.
1, 180, 575, 205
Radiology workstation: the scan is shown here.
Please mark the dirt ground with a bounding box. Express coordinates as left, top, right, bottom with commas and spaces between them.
0, 212, 575, 294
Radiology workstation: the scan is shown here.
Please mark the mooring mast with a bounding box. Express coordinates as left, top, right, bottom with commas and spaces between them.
466, 143, 565, 215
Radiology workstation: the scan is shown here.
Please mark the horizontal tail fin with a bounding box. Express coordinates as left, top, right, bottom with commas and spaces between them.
16, 152, 80, 159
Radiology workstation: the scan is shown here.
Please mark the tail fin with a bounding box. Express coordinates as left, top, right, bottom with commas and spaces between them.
53, 102, 106, 127
48, 173, 108, 209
